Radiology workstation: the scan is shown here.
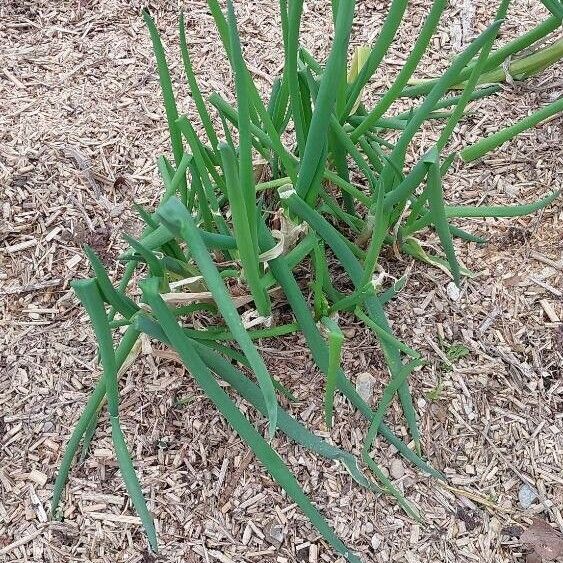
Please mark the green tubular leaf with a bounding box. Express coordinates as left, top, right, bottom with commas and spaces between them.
199, 139, 227, 192
226, 0, 259, 254
262, 233, 318, 288
312, 242, 328, 319
208, 93, 297, 184
298, 70, 314, 138
70, 280, 157, 551
279, 0, 290, 68
461, 97, 563, 162
378, 275, 407, 305
425, 154, 461, 285
485, 15, 561, 66
219, 142, 271, 316
118, 224, 186, 262
278, 188, 422, 452
540, 0, 563, 20
161, 155, 183, 200
365, 352, 417, 428
133, 312, 379, 494
467, 37, 563, 87
355, 308, 420, 360
274, 73, 291, 120
79, 410, 99, 463
182, 323, 300, 342
158, 152, 193, 203
328, 282, 375, 315
319, 191, 363, 233
271, 76, 291, 134
110, 261, 138, 323
402, 15, 562, 97
187, 166, 209, 228
437, 0, 510, 151
256, 175, 293, 192
110, 417, 157, 549
139, 279, 361, 563
200, 338, 252, 366
179, 12, 219, 152
381, 21, 506, 214
175, 117, 218, 200
143, 10, 183, 172
324, 170, 371, 207
190, 162, 214, 231
80, 330, 145, 463
219, 109, 236, 152
242, 55, 298, 169
132, 204, 186, 267
441, 152, 457, 176
156, 197, 278, 439
484, 16, 563, 77
449, 225, 487, 244
206, 0, 231, 58
69, 279, 121, 454
360, 180, 387, 288
83, 246, 139, 319
267, 77, 282, 121
159, 255, 194, 278
402, 192, 432, 237
383, 158, 428, 210
122, 235, 168, 288
401, 237, 474, 279
320, 316, 344, 428
298, 0, 356, 205
285, 0, 306, 153
361, 448, 421, 521
329, 115, 378, 194
51, 325, 140, 518
176, 116, 233, 239
259, 232, 319, 291
362, 358, 424, 521
267, 77, 292, 176
257, 220, 443, 481
358, 136, 383, 173
134, 202, 159, 230
248, 87, 298, 182
445, 190, 561, 217
348, 114, 407, 131
343, 0, 408, 119
385, 19, 504, 179
317, 242, 344, 305
299, 46, 324, 74
197, 229, 238, 250
350, 0, 446, 141
285, 231, 318, 266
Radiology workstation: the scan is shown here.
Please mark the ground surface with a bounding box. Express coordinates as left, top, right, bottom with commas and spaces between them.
1, 0, 562, 562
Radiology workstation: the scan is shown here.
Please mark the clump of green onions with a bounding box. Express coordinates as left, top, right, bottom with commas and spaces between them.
52, 1, 561, 559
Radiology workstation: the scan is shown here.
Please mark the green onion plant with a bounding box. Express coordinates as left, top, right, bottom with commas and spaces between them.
53, 1, 561, 559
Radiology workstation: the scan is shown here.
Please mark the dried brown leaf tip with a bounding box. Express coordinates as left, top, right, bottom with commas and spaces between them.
521, 519, 563, 561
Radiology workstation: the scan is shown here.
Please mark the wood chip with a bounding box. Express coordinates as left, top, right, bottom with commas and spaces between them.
87, 512, 142, 525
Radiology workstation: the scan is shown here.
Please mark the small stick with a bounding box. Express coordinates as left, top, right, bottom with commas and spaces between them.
0, 279, 62, 296
0, 526, 45, 556
530, 250, 563, 271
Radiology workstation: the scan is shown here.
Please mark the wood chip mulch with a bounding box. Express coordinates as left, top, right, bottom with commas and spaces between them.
1, 0, 561, 562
